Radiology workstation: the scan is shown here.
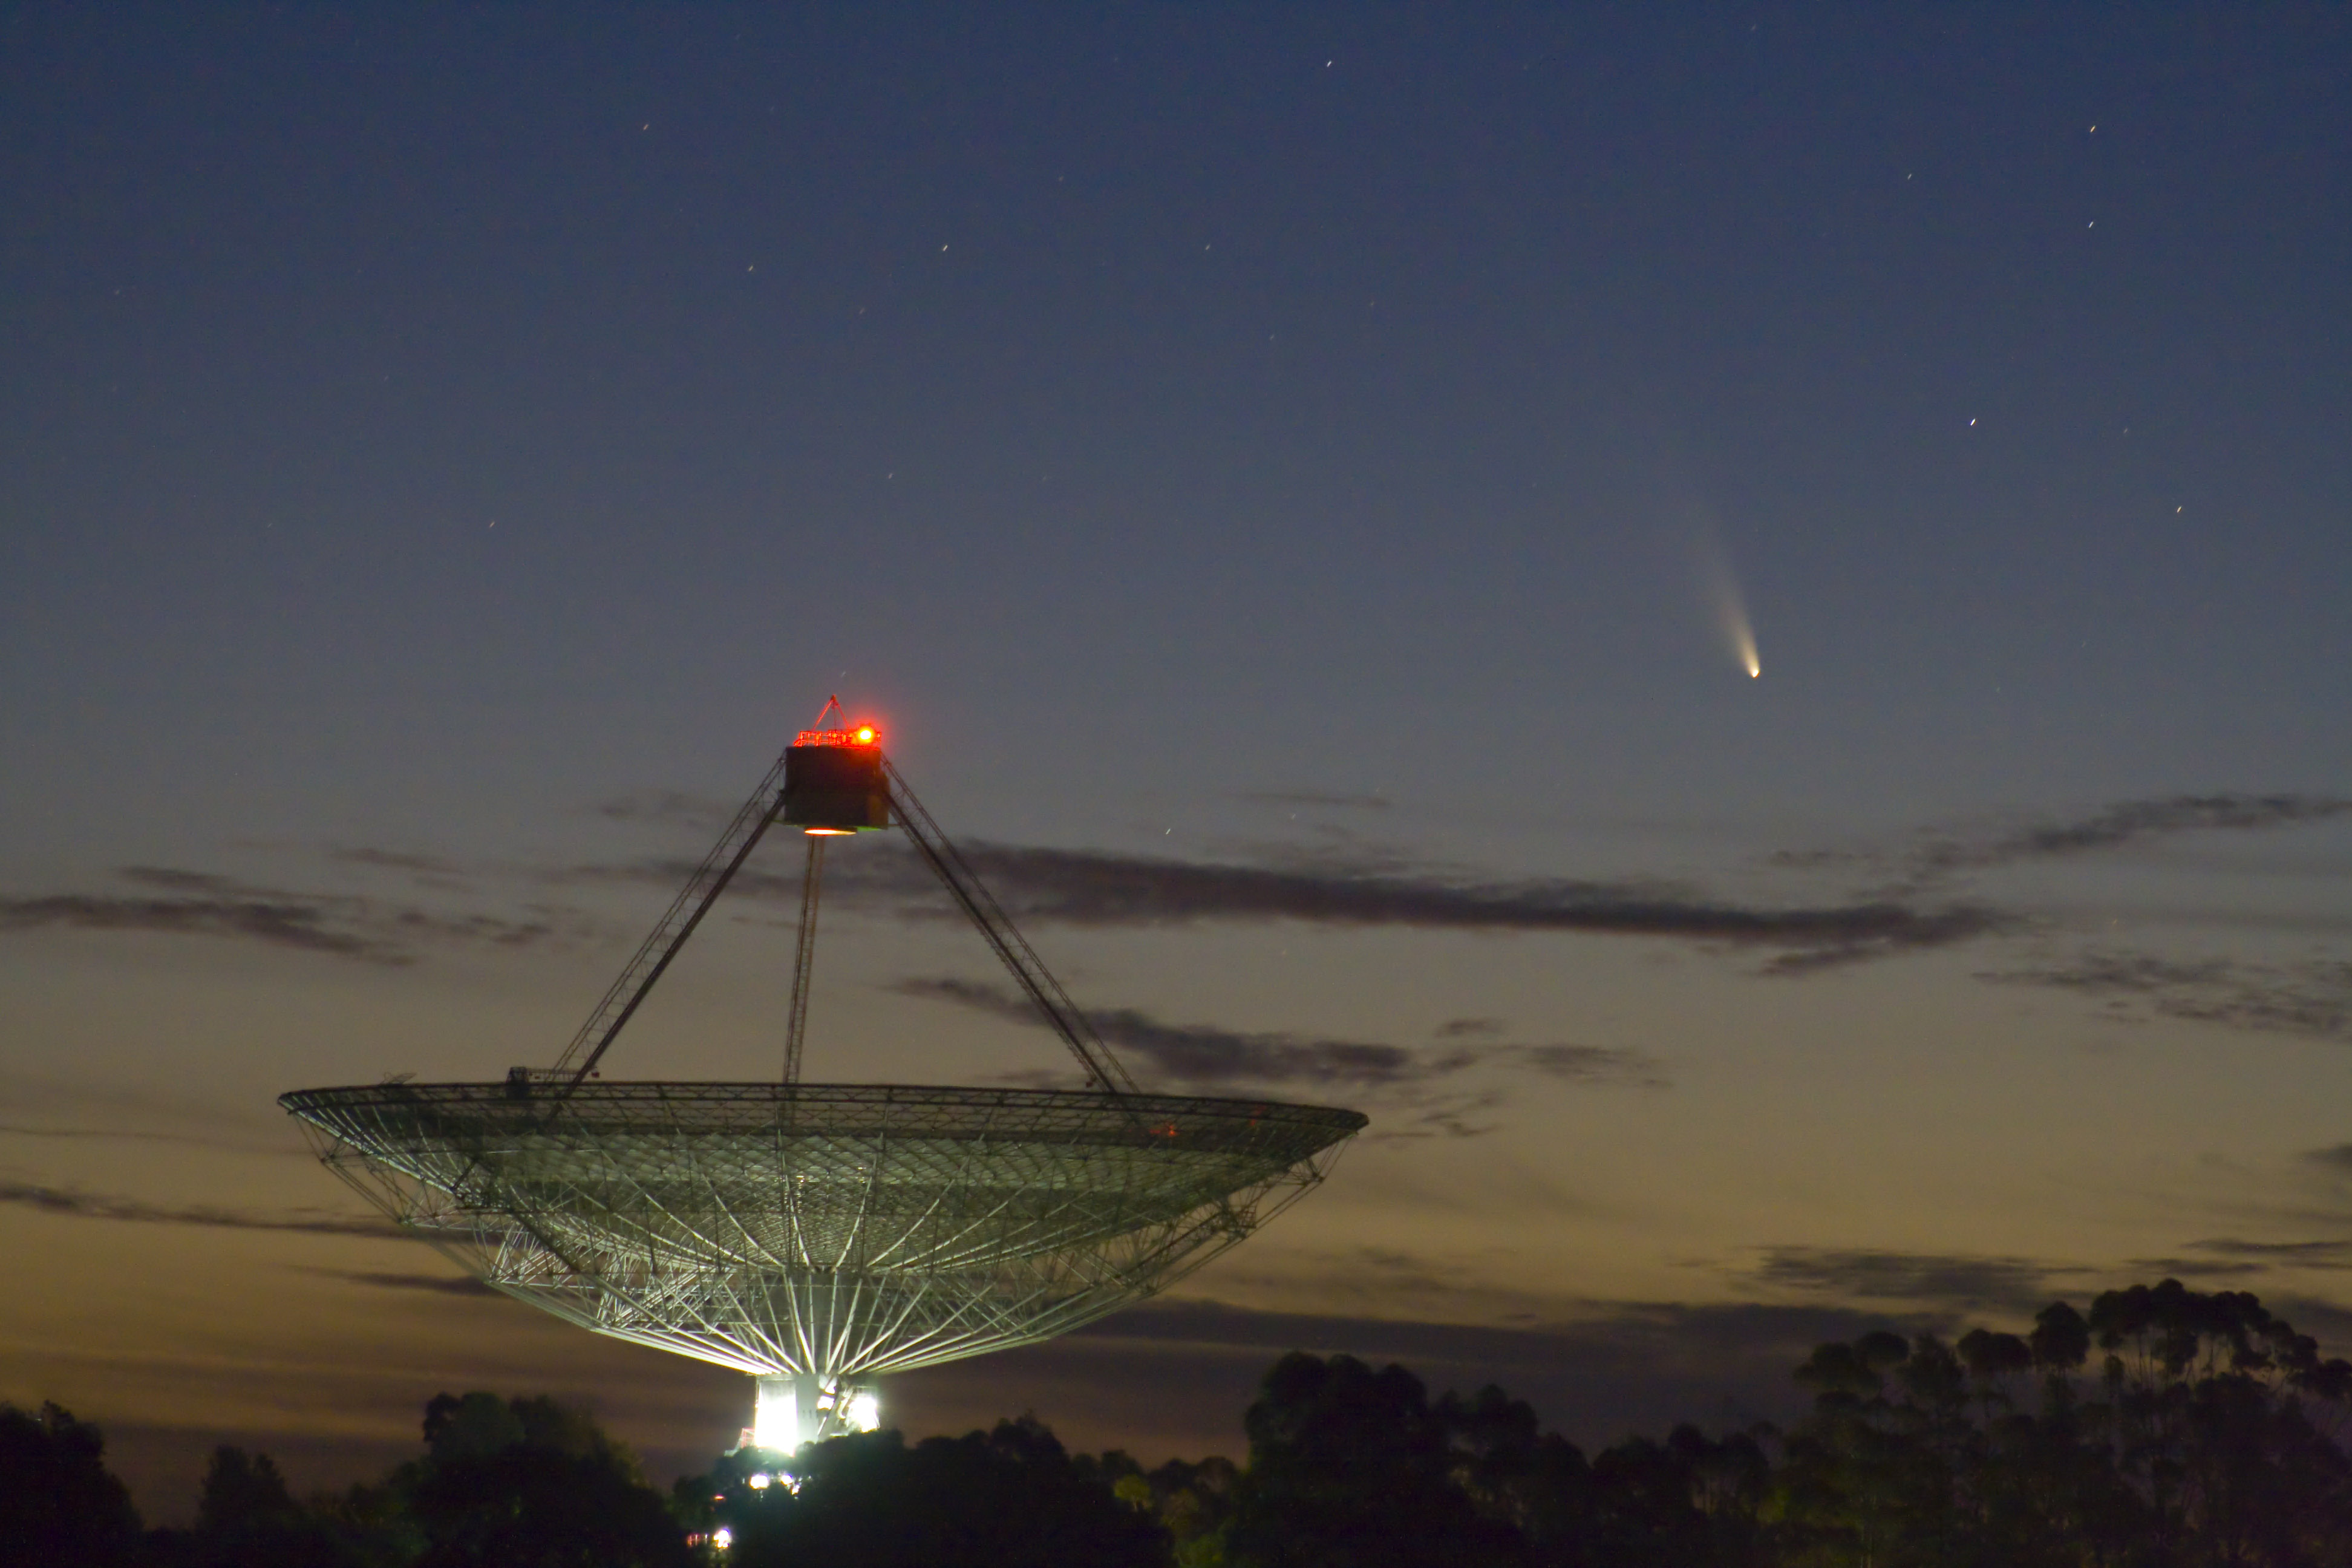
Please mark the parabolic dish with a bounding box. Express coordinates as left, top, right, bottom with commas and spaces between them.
283, 1080, 1364, 1379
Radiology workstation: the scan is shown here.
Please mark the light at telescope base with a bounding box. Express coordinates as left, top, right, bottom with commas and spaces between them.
750, 1373, 881, 1454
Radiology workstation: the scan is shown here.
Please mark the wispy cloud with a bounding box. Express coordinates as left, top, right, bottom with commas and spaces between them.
2179, 1237, 2352, 1270
827, 843, 2009, 974
0, 1181, 407, 1238
1740, 1240, 2347, 1312
1746, 1246, 2065, 1315
0, 867, 576, 965
324, 846, 476, 889
1, 888, 389, 960
0, 1123, 296, 1154
1779, 794, 2352, 886
537, 834, 2007, 973
890, 977, 1666, 1105
593, 790, 740, 832
1977, 951, 2352, 1040
2121, 1256, 2270, 1280
301, 1267, 495, 1296
1942, 796, 2352, 871
1237, 790, 1395, 812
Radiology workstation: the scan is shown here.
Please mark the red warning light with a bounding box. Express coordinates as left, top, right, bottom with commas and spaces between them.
793, 725, 882, 748
784, 716, 890, 832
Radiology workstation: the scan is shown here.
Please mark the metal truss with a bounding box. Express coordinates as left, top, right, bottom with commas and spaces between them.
284, 1082, 1364, 1380
286, 722, 1368, 1406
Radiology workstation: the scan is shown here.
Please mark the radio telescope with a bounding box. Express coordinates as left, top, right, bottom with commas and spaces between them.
281, 705, 1365, 1453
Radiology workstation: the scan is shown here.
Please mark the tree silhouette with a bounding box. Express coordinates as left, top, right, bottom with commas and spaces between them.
0, 1402, 142, 1568
1223, 1352, 1527, 1568
166, 1444, 364, 1568
707, 1416, 1166, 1567
403, 1392, 688, 1568
12, 1277, 2352, 1567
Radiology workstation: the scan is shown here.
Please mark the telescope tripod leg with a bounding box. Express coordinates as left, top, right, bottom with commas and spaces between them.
783, 834, 824, 1084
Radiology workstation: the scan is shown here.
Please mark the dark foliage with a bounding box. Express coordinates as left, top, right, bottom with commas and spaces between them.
1224, 1353, 1526, 1568
11, 1279, 2352, 1567
1767, 1282, 2352, 1567
0, 1401, 143, 1568
702, 1414, 1168, 1568
143, 1445, 367, 1568
399, 1392, 690, 1568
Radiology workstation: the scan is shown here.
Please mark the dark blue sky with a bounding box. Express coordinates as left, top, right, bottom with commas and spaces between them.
4, 3, 2349, 1517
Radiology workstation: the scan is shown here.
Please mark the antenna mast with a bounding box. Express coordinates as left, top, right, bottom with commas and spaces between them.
548, 708, 1137, 1097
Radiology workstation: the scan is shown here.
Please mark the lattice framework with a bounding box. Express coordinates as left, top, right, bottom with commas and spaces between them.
283, 1081, 1363, 1378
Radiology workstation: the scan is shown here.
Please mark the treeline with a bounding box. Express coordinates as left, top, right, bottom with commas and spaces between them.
7, 1280, 2352, 1567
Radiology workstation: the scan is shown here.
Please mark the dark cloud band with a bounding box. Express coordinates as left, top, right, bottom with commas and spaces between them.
0, 1180, 407, 1238
1748, 1246, 2063, 1315
890, 977, 1665, 1098
827, 842, 2006, 972
1780, 793, 2352, 883
0, 867, 566, 965
1978, 951, 2352, 1040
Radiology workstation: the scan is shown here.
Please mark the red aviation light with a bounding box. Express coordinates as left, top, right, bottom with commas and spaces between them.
783, 713, 890, 832
792, 725, 882, 748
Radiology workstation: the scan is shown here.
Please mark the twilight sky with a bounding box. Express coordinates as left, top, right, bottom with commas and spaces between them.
4, 3, 2350, 1520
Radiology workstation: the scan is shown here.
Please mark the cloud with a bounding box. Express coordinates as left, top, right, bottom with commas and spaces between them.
2266, 1295, 2352, 1354
0, 1123, 296, 1153
1517, 1044, 1658, 1081
1740, 1241, 2346, 1311
2305, 1144, 2352, 1175
2121, 1257, 2270, 1279
1237, 791, 1395, 812
1977, 950, 2352, 1040
543, 813, 2010, 973
303, 1268, 497, 1296
325, 847, 471, 878
594, 790, 741, 832
0, 888, 393, 961
1746, 1246, 2065, 1315
1949, 795, 2352, 869
889, 978, 1667, 1108
1434, 1017, 1504, 1039
1780, 794, 2352, 884
1733, 1232, 2352, 1310
0, 867, 572, 965
2180, 1238, 2352, 1270
820, 842, 2008, 973
0, 1181, 408, 1239
893, 977, 1467, 1088
1086, 1293, 1911, 1370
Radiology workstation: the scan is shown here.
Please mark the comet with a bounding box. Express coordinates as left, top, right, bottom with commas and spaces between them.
1645, 436, 1764, 679
1688, 515, 1762, 680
